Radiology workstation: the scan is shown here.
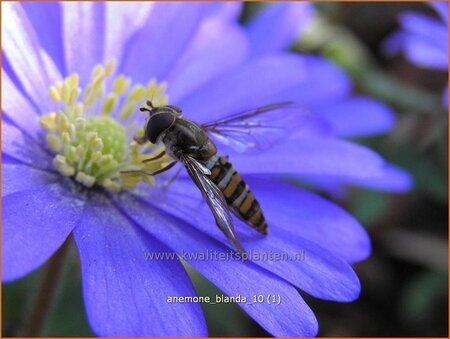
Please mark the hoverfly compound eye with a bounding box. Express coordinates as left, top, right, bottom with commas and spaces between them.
166, 105, 183, 116
146, 112, 176, 143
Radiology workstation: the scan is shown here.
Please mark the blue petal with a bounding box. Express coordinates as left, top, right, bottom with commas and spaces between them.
313, 96, 396, 137
245, 177, 371, 263
343, 164, 413, 193
383, 30, 405, 56
2, 51, 28, 101
386, 11, 448, 70
403, 34, 448, 69
73, 197, 206, 337
134, 181, 362, 302
298, 163, 413, 195
61, 2, 105, 86
2, 183, 84, 282
2, 153, 25, 166
443, 84, 448, 107
103, 3, 153, 66
2, 163, 59, 197
399, 11, 448, 53
273, 55, 352, 106
247, 3, 314, 56
167, 19, 249, 103
22, 2, 65, 74
292, 175, 348, 200
2, 3, 62, 113
226, 137, 384, 178
2, 71, 41, 139
206, 2, 243, 21
2, 121, 52, 170
114, 193, 318, 337
120, 3, 207, 83
180, 54, 314, 122
429, 2, 448, 23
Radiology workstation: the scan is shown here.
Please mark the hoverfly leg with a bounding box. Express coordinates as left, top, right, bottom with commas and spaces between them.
150, 160, 177, 176
120, 169, 154, 176
142, 150, 166, 163
133, 135, 148, 145
163, 165, 183, 189
120, 161, 176, 177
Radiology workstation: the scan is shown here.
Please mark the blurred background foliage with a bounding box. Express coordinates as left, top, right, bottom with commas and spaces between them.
3, 2, 448, 337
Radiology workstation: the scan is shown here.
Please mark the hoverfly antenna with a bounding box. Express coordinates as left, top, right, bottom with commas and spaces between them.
139, 100, 155, 114
139, 106, 151, 113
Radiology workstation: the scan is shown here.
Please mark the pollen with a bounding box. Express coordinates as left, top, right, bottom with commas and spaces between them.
40, 60, 172, 192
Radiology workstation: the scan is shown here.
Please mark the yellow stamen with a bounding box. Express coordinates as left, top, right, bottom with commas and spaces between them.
40, 61, 170, 191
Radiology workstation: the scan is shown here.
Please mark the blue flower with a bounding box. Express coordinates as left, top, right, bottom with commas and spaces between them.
3, 2, 411, 337
384, 2, 449, 106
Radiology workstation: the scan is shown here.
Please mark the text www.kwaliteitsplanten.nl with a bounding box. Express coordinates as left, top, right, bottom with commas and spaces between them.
144, 249, 305, 262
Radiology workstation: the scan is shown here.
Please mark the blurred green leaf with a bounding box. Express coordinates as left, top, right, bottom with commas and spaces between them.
42, 259, 93, 337
394, 149, 448, 202
2, 242, 93, 337
350, 190, 388, 226
399, 271, 447, 322
2, 269, 42, 336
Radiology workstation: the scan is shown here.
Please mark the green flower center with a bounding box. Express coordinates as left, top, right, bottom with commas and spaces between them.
40, 60, 171, 191
86, 116, 126, 163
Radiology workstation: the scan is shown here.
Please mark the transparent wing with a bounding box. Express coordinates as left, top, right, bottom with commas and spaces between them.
180, 154, 245, 254
202, 102, 311, 154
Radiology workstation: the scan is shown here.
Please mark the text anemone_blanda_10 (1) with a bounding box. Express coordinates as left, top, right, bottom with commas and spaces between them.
2, 2, 411, 337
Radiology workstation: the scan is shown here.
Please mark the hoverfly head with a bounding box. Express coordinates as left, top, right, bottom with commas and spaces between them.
140, 100, 180, 144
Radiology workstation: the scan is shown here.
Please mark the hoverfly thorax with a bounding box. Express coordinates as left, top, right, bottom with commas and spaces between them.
140, 100, 217, 161
140, 100, 181, 144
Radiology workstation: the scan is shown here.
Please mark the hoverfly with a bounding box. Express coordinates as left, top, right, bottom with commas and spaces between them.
129, 101, 310, 253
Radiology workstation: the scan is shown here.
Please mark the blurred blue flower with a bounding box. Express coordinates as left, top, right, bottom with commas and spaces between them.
3, 2, 411, 337
384, 2, 449, 106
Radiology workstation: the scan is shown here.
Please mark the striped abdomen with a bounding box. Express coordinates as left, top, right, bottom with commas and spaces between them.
208, 156, 268, 234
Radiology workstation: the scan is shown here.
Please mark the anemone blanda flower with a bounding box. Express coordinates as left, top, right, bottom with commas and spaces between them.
384, 2, 449, 107
3, 2, 411, 337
